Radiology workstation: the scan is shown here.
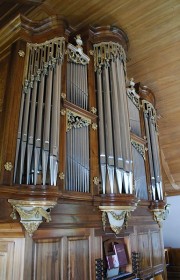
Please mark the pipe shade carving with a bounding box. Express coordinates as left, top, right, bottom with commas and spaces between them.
8, 199, 57, 237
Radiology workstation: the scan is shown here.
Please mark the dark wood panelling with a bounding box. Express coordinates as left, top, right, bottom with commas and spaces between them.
34, 239, 61, 280
68, 237, 90, 280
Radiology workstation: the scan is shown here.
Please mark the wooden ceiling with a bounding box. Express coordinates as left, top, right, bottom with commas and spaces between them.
0, 0, 180, 196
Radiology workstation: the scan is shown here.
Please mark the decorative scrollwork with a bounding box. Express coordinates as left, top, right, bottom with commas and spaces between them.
67, 110, 91, 131
93, 42, 126, 72
127, 78, 140, 109
131, 139, 146, 160
109, 211, 126, 220
67, 35, 90, 65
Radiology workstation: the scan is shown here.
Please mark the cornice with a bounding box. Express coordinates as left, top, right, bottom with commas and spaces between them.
0, 14, 72, 60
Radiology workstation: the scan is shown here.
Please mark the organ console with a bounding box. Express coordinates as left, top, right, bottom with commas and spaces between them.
0, 15, 167, 280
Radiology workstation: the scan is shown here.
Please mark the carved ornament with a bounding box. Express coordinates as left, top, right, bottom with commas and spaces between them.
67, 35, 90, 65
93, 42, 126, 72
93, 176, 100, 185
151, 204, 170, 227
18, 50, 25, 57
66, 109, 91, 131
99, 205, 137, 234
131, 139, 146, 160
59, 172, 65, 180
4, 162, 13, 171
127, 78, 140, 109
8, 199, 57, 237
91, 107, 97, 114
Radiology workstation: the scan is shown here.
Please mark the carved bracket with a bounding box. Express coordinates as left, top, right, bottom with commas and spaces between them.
99, 205, 137, 234
151, 204, 170, 227
8, 199, 57, 237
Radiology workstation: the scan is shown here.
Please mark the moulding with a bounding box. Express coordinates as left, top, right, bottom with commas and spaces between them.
0, 14, 72, 60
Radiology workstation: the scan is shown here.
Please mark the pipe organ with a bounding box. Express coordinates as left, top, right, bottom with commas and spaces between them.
11, 26, 163, 200
0, 16, 167, 280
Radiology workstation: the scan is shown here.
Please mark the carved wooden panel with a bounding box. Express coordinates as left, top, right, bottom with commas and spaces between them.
0, 238, 25, 280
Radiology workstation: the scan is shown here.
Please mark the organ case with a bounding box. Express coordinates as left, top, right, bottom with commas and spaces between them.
0, 15, 167, 280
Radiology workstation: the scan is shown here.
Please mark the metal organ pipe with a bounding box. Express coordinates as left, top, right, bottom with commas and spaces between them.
14, 38, 65, 186
65, 37, 90, 193
93, 42, 133, 195
143, 100, 163, 200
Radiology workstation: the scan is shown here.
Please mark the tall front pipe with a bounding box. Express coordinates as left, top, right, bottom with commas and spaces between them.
96, 71, 106, 194
42, 67, 53, 185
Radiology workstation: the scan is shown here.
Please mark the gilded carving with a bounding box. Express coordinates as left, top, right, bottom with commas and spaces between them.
126, 78, 140, 109
152, 204, 170, 227
93, 42, 126, 72
66, 110, 91, 131
92, 123, 98, 130
99, 206, 137, 235
67, 35, 90, 65
8, 199, 57, 237
60, 109, 66, 116
18, 50, 25, 57
4, 161, 13, 171
59, 172, 65, 180
61, 92, 66, 99
93, 176, 100, 185
91, 107, 97, 114
131, 139, 146, 160
109, 210, 126, 220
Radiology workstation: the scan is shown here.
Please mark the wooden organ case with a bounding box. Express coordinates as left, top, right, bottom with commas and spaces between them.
0, 16, 167, 280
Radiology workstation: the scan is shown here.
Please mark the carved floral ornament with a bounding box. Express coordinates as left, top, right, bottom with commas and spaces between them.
8, 199, 57, 237
99, 205, 137, 235
67, 35, 90, 65
66, 109, 91, 131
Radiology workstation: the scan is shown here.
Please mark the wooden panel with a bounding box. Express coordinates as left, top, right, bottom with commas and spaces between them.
138, 232, 152, 277
34, 239, 61, 280
151, 231, 163, 267
67, 236, 90, 280
0, 238, 25, 280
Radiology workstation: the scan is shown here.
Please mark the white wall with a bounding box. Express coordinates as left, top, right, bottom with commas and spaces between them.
163, 196, 180, 248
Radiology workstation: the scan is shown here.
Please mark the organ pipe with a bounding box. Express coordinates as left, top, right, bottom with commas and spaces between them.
142, 100, 163, 200
93, 42, 133, 195
14, 37, 65, 185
